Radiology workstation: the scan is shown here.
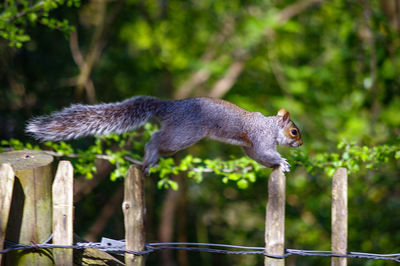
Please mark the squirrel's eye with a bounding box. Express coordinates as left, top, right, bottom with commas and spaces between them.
290, 129, 297, 136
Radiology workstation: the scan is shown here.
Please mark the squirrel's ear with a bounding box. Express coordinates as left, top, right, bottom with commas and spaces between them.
277, 109, 288, 117
277, 109, 290, 127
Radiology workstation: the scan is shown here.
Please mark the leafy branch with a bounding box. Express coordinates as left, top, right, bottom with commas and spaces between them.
0, 0, 81, 47
1, 127, 399, 190
294, 140, 400, 177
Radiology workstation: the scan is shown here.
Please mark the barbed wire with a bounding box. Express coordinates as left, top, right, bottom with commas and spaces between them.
1, 236, 400, 262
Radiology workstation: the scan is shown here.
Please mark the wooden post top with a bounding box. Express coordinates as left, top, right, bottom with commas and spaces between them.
0, 150, 53, 170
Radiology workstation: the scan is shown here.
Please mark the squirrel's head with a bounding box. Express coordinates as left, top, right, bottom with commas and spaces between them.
276, 109, 303, 147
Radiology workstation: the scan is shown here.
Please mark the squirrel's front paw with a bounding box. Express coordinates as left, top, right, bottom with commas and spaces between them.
279, 159, 291, 172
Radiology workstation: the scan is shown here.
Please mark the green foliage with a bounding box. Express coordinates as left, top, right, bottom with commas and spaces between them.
293, 140, 400, 177
2, 133, 398, 192
0, 0, 80, 47
151, 155, 263, 190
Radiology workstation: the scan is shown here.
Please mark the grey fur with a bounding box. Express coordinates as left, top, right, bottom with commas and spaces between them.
26, 96, 303, 173
26, 96, 162, 141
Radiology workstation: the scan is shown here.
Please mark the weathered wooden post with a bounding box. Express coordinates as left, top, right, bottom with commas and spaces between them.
0, 150, 54, 266
123, 166, 146, 266
265, 167, 286, 266
53, 160, 74, 266
0, 163, 15, 264
331, 167, 348, 266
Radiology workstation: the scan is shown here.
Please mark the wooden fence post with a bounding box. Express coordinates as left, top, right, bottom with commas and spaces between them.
265, 167, 286, 266
0, 163, 15, 265
0, 150, 54, 266
53, 161, 74, 266
123, 166, 146, 266
331, 167, 348, 266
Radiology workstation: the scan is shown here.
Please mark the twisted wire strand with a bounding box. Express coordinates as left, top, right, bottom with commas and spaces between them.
2, 237, 400, 262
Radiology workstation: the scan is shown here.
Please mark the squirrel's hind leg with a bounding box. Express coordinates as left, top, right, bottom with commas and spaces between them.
143, 131, 162, 175
142, 128, 205, 174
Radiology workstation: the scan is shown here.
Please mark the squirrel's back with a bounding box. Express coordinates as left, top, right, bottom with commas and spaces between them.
157, 97, 252, 125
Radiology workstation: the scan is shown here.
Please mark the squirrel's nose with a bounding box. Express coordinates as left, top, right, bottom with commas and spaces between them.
293, 139, 303, 147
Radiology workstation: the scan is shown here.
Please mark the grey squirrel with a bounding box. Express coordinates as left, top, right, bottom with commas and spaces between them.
26, 96, 303, 174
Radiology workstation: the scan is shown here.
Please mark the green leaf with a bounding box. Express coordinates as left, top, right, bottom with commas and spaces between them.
228, 173, 241, 181
245, 172, 256, 182
326, 168, 336, 177
237, 179, 248, 189
168, 180, 179, 191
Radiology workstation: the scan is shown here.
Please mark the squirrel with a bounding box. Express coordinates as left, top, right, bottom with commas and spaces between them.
26, 96, 303, 174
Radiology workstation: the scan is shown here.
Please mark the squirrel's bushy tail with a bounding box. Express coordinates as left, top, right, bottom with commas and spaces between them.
26, 96, 163, 142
